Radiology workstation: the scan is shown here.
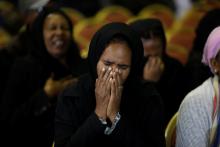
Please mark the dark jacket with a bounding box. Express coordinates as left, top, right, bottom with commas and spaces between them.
55, 74, 165, 147
55, 22, 165, 147
0, 7, 88, 147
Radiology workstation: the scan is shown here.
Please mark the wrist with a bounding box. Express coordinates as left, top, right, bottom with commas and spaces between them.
104, 112, 121, 135
108, 112, 117, 123
95, 109, 107, 120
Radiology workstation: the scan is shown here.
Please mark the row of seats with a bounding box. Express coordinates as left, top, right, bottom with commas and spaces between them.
62, 2, 220, 65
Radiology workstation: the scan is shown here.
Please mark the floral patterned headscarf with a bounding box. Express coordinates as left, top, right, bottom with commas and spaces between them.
202, 26, 220, 73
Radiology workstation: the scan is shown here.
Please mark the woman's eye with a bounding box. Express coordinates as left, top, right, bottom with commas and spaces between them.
119, 66, 127, 70
118, 65, 130, 70
104, 61, 112, 66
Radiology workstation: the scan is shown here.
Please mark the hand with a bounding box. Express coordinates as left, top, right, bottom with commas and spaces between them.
107, 69, 123, 123
44, 73, 77, 99
143, 56, 164, 82
95, 67, 112, 120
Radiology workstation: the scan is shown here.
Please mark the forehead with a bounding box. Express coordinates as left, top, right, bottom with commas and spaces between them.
142, 37, 162, 44
44, 13, 68, 24
101, 42, 131, 60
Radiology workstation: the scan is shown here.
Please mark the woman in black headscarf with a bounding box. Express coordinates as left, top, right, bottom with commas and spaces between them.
129, 18, 185, 126
183, 8, 220, 95
0, 7, 87, 147
55, 22, 165, 147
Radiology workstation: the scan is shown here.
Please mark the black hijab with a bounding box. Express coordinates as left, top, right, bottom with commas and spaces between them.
87, 22, 144, 85
30, 7, 82, 70
129, 18, 166, 55
192, 8, 220, 53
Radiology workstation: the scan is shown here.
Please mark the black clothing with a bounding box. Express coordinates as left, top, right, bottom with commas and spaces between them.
158, 54, 185, 125
129, 19, 185, 125
0, 7, 88, 147
0, 55, 87, 147
55, 74, 165, 147
0, 28, 32, 100
0, 50, 14, 100
55, 22, 165, 147
129, 18, 167, 52
182, 8, 220, 95
88, 22, 144, 81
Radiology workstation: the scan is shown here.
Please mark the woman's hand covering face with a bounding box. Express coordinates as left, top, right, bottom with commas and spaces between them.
95, 42, 131, 122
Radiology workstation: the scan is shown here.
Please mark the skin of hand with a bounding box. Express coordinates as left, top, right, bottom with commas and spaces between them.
95, 67, 112, 120
44, 74, 77, 99
143, 56, 165, 82
107, 68, 123, 122
95, 67, 123, 123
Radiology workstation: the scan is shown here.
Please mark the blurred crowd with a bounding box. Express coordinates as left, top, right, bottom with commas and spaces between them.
1, 0, 220, 146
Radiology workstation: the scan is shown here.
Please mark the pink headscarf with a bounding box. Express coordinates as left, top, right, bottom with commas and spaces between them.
202, 26, 220, 73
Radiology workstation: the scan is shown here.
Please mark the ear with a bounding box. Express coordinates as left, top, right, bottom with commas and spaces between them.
210, 58, 219, 73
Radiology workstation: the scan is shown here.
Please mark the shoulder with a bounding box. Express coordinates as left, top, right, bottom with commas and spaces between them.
180, 77, 213, 112
8, 55, 41, 78
12, 55, 39, 69
177, 77, 213, 129
58, 74, 93, 101
56, 74, 94, 118
176, 78, 213, 146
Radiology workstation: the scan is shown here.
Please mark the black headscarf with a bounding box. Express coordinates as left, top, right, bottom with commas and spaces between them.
30, 7, 82, 70
192, 8, 220, 53
129, 18, 166, 54
87, 22, 144, 85
183, 8, 220, 93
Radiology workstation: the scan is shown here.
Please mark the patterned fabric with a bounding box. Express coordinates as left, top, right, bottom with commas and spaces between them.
176, 78, 213, 147
210, 75, 220, 147
202, 27, 220, 73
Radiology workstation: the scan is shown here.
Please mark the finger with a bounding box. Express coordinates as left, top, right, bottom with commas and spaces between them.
113, 76, 122, 103
147, 57, 154, 69
151, 57, 158, 66
113, 77, 119, 97
95, 78, 99, 88
103, 67, 112, 81
113, 69, 120, 87
49, 72, 55, 80
105, 76, 112, 94
110, 77, 115, 96
155, 57, 161, 65
160, 63, 165, 71
117, 68, 123, 86
99, 67, 106, 79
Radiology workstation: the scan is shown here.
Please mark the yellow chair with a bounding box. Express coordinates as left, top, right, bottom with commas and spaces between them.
138, 4, 175, 31
165, 112, 178, 147
73, 18, 102, 58
61, 7, 85, 25
95, 5, 134, 24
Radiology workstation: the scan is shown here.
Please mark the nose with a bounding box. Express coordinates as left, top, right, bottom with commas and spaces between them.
55, 28, 64, 35
110, 65, 118, 72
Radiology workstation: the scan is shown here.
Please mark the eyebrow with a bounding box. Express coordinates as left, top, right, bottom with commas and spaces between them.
117, 64, 130, 69
103, 60, 130, 67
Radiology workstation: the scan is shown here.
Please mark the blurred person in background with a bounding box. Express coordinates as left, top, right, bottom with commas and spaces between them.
176, 26, 220, 147
129, 18, 185, 126
182, 8, 220, 96
0, 7, 88, 147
